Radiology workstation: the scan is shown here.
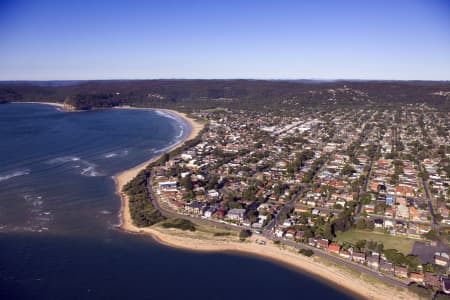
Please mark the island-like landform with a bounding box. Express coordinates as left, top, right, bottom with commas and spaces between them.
3, 80, 450, 300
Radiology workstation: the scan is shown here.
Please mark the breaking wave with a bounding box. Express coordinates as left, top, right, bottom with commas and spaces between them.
47, 156, 103, 177
155, 110, 185, 138
0, 169, 30, 182
103, 149, 129, 159
80, 161, 103, 177
154, 110, 179, 121
47, 156, 81, 164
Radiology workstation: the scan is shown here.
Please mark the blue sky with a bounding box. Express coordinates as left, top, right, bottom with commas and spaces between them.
0, 0, 449, 80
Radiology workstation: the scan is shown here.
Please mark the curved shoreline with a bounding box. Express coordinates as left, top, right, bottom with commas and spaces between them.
10, 102, 418, 300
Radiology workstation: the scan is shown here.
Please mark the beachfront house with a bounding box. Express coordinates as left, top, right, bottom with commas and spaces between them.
204, 207, 217, 218
226, 208, 246, 221
158, 181, 178, 191
352, 252, 366, 264
367, 254, 380, 271
394, 266, 408, 278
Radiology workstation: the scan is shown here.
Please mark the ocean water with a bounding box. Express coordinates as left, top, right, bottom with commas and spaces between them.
0, 103, 357, 300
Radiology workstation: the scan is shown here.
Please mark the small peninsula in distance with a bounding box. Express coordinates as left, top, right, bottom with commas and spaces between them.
2, 79, 450, 300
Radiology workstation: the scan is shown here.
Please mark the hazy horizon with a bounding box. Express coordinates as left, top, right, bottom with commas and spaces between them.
0, 78, 449, 83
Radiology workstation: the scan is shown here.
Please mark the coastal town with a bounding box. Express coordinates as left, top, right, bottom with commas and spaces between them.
2, 0, 450, 299
140, 102, 450, 298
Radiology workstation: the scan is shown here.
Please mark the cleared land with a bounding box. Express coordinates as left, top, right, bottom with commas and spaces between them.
335, 230, 415, 255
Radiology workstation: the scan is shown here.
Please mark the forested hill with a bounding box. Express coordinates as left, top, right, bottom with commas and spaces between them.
0, 80, 449, 112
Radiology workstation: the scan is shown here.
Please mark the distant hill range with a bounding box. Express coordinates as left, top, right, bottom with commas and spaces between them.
1, 79, 449, 112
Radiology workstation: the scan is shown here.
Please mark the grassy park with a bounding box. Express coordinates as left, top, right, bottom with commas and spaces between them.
335, 230, 415, 255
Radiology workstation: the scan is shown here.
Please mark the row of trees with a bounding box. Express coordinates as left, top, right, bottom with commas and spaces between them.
123, 168, 165, 227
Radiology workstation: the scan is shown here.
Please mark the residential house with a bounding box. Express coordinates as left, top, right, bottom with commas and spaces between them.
374, 219, 384, 228
394, 266, 408, 278
285, 229, 296, 239
367, 254, 380, 271
295, 231, 305, 242
328, 244, 341, 255
158, 181, 178, 191
352, 252, 366, 264
424, 272, 442, 289
204, 207, 217, 218
317, 239, 329, 250
339, 250, 351, 259
184, 202, 206, 215
409, 273, 424, 283
434, 253, 449, 268
275, 229, 285, 238
226, 208, 246, 221
379, 260, 394, 274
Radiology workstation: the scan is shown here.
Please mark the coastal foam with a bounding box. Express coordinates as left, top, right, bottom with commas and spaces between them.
103, 149, 129, 159
47, 156, 104, 177
47, 156, 81, 164
23, 194, 52, 232
0, 169, 31, 182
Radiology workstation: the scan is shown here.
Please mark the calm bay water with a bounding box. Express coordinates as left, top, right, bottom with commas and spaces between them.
0, 103, 357, 299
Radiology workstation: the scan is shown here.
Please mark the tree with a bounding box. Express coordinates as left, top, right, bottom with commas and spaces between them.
242, 185, 257, 201
355, 240, 367, 252
161, 153, 170, 163
405, 255, 421, 272
239, 229, 251, 239
205, 175, 219, 190
161, 218, 196, 231
342, 164, 356, 176
360, 193, 372, 205
375, 242, 384, 254
423, 229, 440, 241
180, 175, 193, 191
356, 218, 367, 230
322, 223, 335, 240
366, 220, 375, 230
226, 200, 243, 209
299, 249, 314, 257
246, 209, 259, 223
384, 249, 406, 266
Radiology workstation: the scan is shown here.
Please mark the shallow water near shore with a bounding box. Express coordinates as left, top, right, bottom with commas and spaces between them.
0, 103, 357, 299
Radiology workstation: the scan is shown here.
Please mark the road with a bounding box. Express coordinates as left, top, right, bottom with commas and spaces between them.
265, 186, 302, 232
355, 143, 379, 219
418, 162, 439, 229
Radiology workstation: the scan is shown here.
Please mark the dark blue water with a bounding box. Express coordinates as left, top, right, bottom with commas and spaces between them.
0, 103, 357, 299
